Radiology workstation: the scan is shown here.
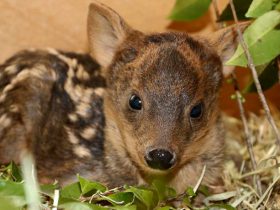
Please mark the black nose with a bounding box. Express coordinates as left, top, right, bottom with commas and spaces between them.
145, 149, 175, 170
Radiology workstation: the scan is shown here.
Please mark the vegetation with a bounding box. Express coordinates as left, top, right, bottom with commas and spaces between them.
170, 0, 280, 93
0, 160, 237, 209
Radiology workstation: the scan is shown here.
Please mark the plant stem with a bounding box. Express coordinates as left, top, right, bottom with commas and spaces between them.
229, 0, 280, 150
212, 0, 220, 22
230, 73, 262, 196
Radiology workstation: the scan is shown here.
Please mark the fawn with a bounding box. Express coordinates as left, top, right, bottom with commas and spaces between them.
0, 2, 246, 193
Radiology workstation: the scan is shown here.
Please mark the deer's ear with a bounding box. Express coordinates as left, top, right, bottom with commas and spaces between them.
208, 22, 250, 76
87, 2, 133, 67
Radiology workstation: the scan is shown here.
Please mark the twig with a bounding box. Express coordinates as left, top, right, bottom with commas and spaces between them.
229, 0, 280, 150
81, 186, 125, 202
239, 162, 280, 179
212, 0, 221, 27
193, 165, 206, 193
212, 0, 262, 196
230, 191, 253, 208
254, 175, 280, 208
243, 200, 256, 210
231, 73, 263, 196
264, 187, 273, 208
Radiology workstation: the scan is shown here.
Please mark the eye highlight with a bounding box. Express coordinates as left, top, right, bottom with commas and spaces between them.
129, 94, 142, 110
190, 103, 203, 119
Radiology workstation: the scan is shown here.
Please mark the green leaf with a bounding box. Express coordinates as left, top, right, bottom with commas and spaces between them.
40, 183, 59, 197
152, 180, 176, 201
59, 202, 92, 210
59, 202, 107, 210
114, 205, 137, 210
183, 195, 192, 207
246, 0, 275, 18
155, 207, 176, 210
100, 192, 134, 205
165, 187, 176, 199
186, 187, 196, 197
169, 0, 211, 21
276, 2, 280, 10
127, 186, 156, 209
5, 162, 22, 182
243, 60, 279, 93
78, 176, 107, 196
0, 197, 20, 210
60, 182, 82, 200
0, 180, 26, 207
218, 0, 253, 21
0, 179, 25, 197
198, 185, 210, 196
227, 10, 280, 67
152, 180, 165, 201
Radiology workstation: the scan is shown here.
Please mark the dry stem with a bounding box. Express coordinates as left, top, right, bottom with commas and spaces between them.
229, 0, 280, 150
230, 73, 262, 196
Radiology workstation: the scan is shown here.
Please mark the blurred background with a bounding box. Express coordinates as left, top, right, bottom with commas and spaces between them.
0, 0, 279, 116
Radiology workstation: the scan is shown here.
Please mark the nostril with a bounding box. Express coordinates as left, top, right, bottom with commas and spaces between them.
145, 149, 176, 170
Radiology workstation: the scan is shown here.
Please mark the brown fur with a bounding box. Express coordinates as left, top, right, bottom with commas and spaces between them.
0, 2, 248, 193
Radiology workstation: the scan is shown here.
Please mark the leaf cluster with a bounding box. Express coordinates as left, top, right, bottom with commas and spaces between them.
0, 162, 238, 210
169, 0, 280, 93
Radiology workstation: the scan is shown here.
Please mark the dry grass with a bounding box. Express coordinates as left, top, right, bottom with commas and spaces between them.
222, 104, 280, 209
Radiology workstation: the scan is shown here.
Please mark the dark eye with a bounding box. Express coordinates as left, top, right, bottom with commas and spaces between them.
129, 94, 142, 110
190, 103, 203, 119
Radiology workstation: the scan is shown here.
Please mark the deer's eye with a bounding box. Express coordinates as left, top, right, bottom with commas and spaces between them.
129, 94, 142, 110
190, 103, 203, 119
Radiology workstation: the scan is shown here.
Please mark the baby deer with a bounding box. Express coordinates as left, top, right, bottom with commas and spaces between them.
0, 2, 246, 193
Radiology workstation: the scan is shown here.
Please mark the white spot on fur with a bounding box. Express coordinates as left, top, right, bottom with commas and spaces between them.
81, 126, 97, 140
76, 102, 92, 118
76, 65, 90, 81
0, 114, 12, 136
0, 114, 12, 127
94, 87, 105, 97
0, 95, 5, 103
0, 69, 28, 102
64, 71, 95, 106
9, 105, 19, 113
4, 65, 18, 75
64, 68, 78, 102
73, 145, 91, 158
94, 70, 101, 77
46, 48, 60, 55
47, 48, 78, 69
64, 66, 95, 118
55, 98, 62, 104
65, 127, 79, 144
0, 65, 56, 103
68, 113, 78, 122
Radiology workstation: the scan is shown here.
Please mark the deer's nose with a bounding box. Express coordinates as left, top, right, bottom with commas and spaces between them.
145, 149, 176, 170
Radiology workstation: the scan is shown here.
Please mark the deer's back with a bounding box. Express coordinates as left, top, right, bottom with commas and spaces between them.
0, 49, 107, 184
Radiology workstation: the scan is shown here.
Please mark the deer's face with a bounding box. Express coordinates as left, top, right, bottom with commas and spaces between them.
104, 31, 222, 174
